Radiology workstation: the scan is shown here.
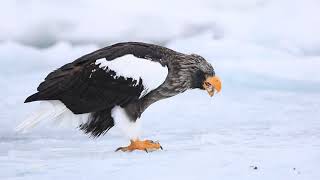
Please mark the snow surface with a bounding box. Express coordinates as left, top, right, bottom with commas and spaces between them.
2, 0, 320, 56
1, 0, 320, 180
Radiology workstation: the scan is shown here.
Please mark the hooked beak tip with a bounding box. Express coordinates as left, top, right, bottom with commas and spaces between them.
203, 76, 222, 97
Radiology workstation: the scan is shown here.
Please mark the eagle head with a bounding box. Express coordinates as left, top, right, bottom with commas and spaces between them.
190, 54, 222, 97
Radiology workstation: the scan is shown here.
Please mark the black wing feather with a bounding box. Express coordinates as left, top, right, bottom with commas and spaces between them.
26, 63, 144, 114
25, 42, 172, 114
24, 42, 174, 137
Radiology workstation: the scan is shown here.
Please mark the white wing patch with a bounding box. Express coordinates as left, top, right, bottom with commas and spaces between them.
95, 55, 168, 98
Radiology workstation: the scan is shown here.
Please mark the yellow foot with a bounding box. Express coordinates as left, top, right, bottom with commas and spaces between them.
115, 139, 163, 152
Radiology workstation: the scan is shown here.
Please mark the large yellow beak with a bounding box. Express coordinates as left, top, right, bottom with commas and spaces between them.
202, 76, 222, 97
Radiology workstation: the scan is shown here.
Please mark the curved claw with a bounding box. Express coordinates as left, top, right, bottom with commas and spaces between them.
115, 147, 126, 152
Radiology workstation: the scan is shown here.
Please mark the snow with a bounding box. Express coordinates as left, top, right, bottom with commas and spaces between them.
1, 0, 320, 180
2, 0, 320, 56
95, 55, 168, 97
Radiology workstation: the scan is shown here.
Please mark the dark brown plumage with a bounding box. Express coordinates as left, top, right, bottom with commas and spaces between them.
25, 42, 218, 138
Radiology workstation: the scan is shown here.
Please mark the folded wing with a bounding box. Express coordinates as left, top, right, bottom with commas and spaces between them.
25, 42, 171, 114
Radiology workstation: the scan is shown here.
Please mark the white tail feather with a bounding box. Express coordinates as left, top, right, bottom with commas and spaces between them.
15, 100, 89, 133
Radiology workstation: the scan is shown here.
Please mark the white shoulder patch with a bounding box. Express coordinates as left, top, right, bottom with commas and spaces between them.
95, 55, 168, 98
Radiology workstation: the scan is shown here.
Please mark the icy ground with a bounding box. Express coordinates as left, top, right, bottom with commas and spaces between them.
1, 37, 319, 180
1, 0, 320, 179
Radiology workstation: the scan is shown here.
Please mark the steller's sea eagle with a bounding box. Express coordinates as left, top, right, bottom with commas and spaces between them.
17, 42, 221, 152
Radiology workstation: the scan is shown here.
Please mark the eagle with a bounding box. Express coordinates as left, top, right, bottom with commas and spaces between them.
17, 42, 221, 152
